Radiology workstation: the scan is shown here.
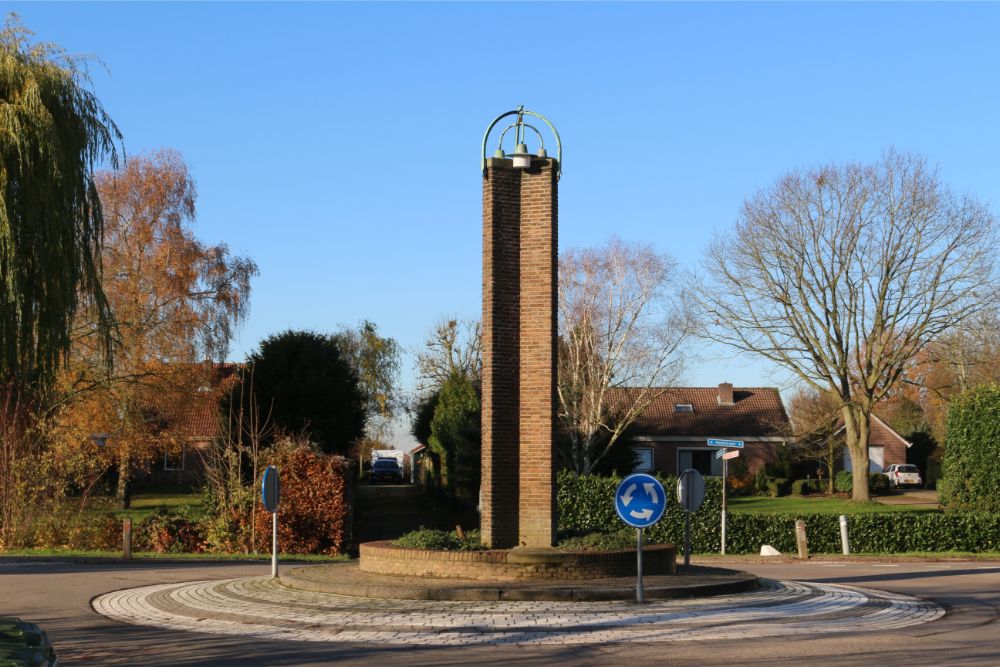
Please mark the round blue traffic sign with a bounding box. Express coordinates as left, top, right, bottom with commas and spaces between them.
615, 473, 667, 528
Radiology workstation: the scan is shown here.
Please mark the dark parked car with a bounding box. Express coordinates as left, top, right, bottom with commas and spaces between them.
370, 459, 404, 484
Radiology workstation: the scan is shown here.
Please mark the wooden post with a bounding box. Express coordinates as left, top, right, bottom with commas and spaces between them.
122, 517, 132, 560
795, 519, 808, 559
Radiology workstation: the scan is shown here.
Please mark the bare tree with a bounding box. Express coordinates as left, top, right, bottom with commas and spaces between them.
415, 318, 482, 394
558, 238, 690, 473
693, 150, 999, 501
787, 387, 843, 494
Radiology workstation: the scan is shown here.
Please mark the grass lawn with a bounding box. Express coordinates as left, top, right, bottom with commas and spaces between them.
78, 491, 205, 522
728, 495, 940, 514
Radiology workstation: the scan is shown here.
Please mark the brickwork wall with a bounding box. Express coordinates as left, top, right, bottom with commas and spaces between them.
481, 158, 558, 549
517, 160, 558, 548
481, 160, 522, 548
360, 541, 675, 581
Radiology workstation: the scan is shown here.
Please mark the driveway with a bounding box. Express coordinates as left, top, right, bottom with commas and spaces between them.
875, 488, 941, 506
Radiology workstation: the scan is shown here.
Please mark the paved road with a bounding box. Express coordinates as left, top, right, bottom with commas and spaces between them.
2, 558, 999, 665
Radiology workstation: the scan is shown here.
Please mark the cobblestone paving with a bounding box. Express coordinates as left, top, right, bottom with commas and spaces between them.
91, 577, 944, 645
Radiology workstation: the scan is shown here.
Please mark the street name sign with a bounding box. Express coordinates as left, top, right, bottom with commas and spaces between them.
707, 438, 744, 449
615, 473, 667, 529
723, 450, 741, 460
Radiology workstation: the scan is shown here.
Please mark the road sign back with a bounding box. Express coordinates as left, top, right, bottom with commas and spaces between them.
615, 473, 667, 528
261, 465, 280, 513
677, 469, 705, 512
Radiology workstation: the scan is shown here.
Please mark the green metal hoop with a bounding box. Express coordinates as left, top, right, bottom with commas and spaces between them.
481, 105, 562, 180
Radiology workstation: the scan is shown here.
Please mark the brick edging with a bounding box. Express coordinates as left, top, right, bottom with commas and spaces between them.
359, 540, 676, 581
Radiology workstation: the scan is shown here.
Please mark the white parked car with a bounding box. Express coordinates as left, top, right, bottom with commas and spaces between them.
883, 464, 922, 489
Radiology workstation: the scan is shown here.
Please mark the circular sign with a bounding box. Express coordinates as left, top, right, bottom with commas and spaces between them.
615, 473, 667, 528
261, 465, 280, 513
676, 468, 705, 513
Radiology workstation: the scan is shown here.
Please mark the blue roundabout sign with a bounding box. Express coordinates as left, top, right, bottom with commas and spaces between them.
615, 473, 667, 528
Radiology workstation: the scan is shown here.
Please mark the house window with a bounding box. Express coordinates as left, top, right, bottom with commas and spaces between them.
674, 403, 694, 413
632, 447, 654, 472
678, 448, 722, 477
164, 445, 185, 471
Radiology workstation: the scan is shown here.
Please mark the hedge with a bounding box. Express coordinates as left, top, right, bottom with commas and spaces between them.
941, 385, 1000, 509
557, 471, 1000, 554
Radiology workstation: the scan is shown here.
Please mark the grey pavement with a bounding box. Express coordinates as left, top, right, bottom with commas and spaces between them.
2, 557, 999, 665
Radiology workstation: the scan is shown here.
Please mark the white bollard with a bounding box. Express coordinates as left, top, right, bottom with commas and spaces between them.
839, 514, 850, 555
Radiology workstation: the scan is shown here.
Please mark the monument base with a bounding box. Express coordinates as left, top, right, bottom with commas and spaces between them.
358, 540, 675, 581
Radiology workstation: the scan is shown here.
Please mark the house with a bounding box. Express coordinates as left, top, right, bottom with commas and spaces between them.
620, 383, 790, 477
840, 414, 911, 474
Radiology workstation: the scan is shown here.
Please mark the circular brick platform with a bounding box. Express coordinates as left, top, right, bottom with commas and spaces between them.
358, 540, 676, 581
281, 561, 757, 601
92, 577, 945, 645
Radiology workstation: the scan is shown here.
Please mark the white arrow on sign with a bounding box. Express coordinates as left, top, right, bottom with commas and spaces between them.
643, 483, 659, 504
620, 483, 637, 507
630, 508, 653, 520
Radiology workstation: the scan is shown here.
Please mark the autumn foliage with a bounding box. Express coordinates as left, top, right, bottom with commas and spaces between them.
247, 444, 352, 555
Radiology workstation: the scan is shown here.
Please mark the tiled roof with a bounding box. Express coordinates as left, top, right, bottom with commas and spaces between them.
610, 386, 790, 438
148, 363, 240, 440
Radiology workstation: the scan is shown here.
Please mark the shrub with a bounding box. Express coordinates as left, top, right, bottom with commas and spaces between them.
559, 528, 645, 551
135, 509, 205, 553
869, 473, 890, 495
726, 512, 1000, 554
248, 444, 353, 555
942, 385, 1000, 510
30, 512, 120, 551
791, 479, 822, 496
766, 478, 791, 497
392, 527, 482, 551
557, 471, 723, 553
834, 470, 853, 493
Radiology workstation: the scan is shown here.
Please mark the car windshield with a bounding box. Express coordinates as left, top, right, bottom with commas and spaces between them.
373, 461, 398, 469
898, 465, 919, 473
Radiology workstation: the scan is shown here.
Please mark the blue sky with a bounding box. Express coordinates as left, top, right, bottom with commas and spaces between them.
13, 2, 1000, 444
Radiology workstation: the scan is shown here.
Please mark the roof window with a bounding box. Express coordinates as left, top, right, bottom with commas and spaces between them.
674, 403, 694, 413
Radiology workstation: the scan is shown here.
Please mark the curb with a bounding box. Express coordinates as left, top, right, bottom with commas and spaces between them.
278, 564, 759, 602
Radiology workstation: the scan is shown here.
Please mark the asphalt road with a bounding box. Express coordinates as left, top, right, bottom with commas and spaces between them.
2, 557, 998, 666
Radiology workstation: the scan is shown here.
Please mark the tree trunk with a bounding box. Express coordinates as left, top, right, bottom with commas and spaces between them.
117, 450, 132, 510
841, 406, 871, 502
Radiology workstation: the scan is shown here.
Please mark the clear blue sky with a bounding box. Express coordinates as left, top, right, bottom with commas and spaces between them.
14, 2, 1000, 444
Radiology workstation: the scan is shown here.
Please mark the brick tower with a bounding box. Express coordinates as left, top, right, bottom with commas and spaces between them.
480, 108, 560, 549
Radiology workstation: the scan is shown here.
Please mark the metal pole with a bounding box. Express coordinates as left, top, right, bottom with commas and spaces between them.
721, 455, 728, 555
271, 511, 278, 578
839, 514, 850, 555
636, 528, 644, 604
684, 512, 691, 568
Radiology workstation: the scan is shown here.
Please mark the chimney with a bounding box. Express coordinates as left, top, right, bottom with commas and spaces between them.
718, 382, 734, 406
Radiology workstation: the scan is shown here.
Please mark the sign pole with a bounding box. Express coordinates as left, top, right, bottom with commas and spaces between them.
272, 511, 278, 578
636, 527, 644, 603
721, 453, 728, 555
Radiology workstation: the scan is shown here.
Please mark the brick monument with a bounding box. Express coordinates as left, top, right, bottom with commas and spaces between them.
480, 108, 561, 549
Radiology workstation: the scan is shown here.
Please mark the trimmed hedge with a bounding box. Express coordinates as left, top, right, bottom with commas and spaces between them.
557, 471, 723, 553
557, 472, 1000, 554
942, 385, 1000, 510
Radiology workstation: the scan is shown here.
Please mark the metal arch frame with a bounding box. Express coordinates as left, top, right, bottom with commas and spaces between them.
481, 105, 562, 180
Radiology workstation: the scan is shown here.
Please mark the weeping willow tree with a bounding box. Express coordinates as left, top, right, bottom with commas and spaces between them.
0, 15, 121, 394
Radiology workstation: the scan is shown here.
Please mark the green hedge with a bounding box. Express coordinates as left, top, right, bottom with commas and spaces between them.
942, 385, 1000, 509
557, 471, 723, 553
557, 472, 1000, 554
